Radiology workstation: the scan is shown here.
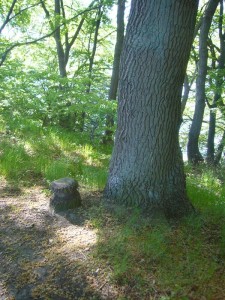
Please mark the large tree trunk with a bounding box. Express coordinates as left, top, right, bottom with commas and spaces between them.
105, 0, 198, 218
187, 0, 219, 164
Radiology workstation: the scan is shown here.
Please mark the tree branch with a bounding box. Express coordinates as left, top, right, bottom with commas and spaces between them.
7, 2, 42, 27
65, 17, 85, 64
40, 0, 54, 30
0, 30, 56, 66
0, 0, 17, 34
0, 3, 101, 66
64, 0, 99, 65
98, 30, 117, 43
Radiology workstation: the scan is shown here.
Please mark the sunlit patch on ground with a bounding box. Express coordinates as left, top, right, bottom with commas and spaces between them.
0, 181, 119, 299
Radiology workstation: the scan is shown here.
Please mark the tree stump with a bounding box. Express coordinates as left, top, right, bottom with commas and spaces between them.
49, 178, 81, 213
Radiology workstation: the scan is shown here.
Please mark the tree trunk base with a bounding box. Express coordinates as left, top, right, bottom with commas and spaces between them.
103, 191, 194, 220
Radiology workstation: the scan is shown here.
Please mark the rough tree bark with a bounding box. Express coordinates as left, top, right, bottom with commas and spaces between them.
104, 0, 198, 218
187, 0, 219, 164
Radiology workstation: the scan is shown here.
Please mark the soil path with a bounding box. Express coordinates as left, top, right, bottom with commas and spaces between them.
0, 180, 117, 300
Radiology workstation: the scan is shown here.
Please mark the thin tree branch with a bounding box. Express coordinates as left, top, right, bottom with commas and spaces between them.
0, 30, 56, 66
193, 1, 211, 39
60, 0, 66, 19
40, 0, 55, 34
65, 0, 99, 65
6, 2, 42, 27
98, 30, 117, 43
65, 17, 85, 65
208, 38, 220, 55
40, 0, 50, 18
0, 0, 17, 34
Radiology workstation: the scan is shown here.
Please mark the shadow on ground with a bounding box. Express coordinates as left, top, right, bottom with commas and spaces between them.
0, 184, 118, 300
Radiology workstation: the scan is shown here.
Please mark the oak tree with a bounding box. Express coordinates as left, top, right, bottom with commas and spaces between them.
105, 0, 199, 218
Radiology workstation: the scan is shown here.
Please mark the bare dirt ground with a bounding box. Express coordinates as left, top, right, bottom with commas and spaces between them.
0, 179, 119, 300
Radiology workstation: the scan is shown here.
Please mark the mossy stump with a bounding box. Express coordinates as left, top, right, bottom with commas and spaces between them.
49, 178, 81, 213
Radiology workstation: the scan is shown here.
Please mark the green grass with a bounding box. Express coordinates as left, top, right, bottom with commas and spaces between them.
0, 120, 111, 188
87, 166, 225, 299
92, 208, 224, 299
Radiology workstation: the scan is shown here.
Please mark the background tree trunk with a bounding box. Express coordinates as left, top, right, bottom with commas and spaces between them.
54, 0, 67, 77
108, 0, 125, 101
206, 0, 225, 165
86, 5, 103, 93
105, 0, 198, 218
181, 73, 196, 115
187, 0, 219, 164
104, 0, 125, 144
214, 130, 225, 165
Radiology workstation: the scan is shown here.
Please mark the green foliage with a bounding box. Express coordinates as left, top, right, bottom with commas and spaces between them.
0, 57, 117, 139
1, 0, 117, 142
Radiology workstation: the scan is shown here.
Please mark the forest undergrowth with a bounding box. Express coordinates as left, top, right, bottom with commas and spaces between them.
0, 122, 225, 299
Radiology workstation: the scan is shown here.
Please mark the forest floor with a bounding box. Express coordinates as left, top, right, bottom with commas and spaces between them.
1, 178, 225, 300
0, 179, 120, 300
